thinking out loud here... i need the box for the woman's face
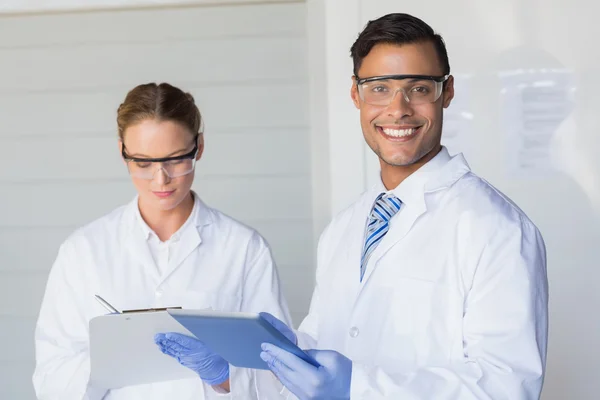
[120,118,203,212]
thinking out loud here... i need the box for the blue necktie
[360,193,402,282]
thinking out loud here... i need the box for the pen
[94,295,121,314]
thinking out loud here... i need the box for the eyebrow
[126,146,191,159]
[358,74,447,84]
[370,77,431,83]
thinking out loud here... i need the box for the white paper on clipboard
[89,310,199,389]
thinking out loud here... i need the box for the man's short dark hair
[350,13,450,77]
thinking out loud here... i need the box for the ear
[195,133,205,161]
[350,76,361,109]
[442,75,455,109]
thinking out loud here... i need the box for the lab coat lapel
[125,201,162,283]
[158,195,211,283]
[163,225,202,280]
[359,199,427,286]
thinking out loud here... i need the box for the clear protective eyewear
[122,139,199,180]
[355,74,450,106]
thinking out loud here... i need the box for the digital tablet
[167,309,320,370]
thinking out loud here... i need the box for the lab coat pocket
[388,278,436,336]
[177,290,241,312]
[379,278,441,369]
[372,280,435,371]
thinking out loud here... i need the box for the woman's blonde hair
[117,82,203,140]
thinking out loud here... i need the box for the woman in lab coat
[32,82,291,400]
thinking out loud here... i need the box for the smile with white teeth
[380,127,418,137]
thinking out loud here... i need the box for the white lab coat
[296,148,548,400]
[33,194,291,400]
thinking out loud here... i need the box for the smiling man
[259,13,549,400]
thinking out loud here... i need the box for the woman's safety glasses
[122,139,199,180]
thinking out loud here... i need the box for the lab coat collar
[423,151,471,193]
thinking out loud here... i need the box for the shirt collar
[373,146,452,206]
[134,192,201,242]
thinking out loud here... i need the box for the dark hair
[117,82,203,140]
[350,13,450,76]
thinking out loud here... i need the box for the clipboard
[89,310,198,389]
[89,308,318,389]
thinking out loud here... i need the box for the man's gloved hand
[259,312,297,344]
[154,332,229,386]
[260,344,352,400]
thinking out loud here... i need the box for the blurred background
[0,0,598,399]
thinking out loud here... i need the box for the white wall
[306,0,366,217]
[308,0,600,399]
[0,3,312,399]
[0,0,299,14]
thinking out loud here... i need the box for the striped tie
[360,193,402,281]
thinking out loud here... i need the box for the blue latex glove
[260,344,352,400]
[259,312,297,344]
[154,332,229,385]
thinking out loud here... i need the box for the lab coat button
[349,326,359,338]
[155,290,163,297]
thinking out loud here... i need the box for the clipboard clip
[95,294,183,314]
[122,307,183,314]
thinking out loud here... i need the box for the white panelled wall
[0,2,312,399]
[0,0,295,13]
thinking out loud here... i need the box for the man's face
[351,42,454,167]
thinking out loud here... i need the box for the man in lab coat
[259,13,549,400]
